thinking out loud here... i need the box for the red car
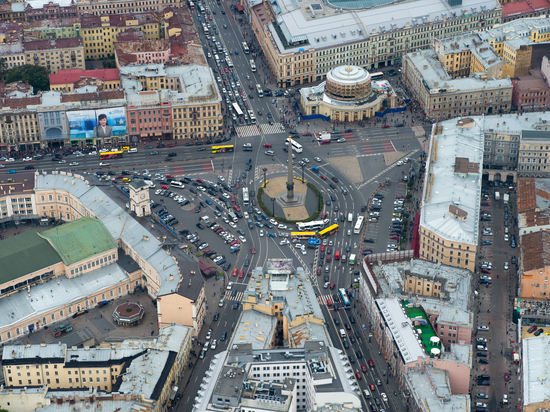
[239,270,244,278]
[224,68,229,73]
[161,185,169,189]
[233,205,241,212]
[504,372,510,381]
[320,175,327,180]
[369,383,376,392]
[355,372,362,380]
[220,69,224,75]
[263,143,272,148]
[390,234,400,240]
[321,212,328,219]
[249,84,253,89]
[326,255,331,263]
[251,246,257,254]
[166,144,175,148]
[230,240,239,246]
[361,364,368,373]
[317,268,321,276]
[165,174,174,179]
[368,359,375,368]
[303,132,312,136]
[528,326,537,333]
[196,178,204,183]
[321,245,325,252]
[232,268,238,277]
[382,124,390,128]
[231,196,236,202]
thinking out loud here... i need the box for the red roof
[503,0,550,17]
[49,68,120,85]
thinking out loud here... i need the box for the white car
[203,341,209,352]
[259,230,264,237]
[502,395,508,404]
[504,234,509,242]
[239,235,247,243]
[59,160,67,164]
[99,149,108,153]
[294,243,303,249]
[337,138,346,143]
[243,212,249,219]
[88,151,97,155]
[223,193,231,199]
[218,175,225,182]
[23,157,32,162]
[269,218,277,225]
[278,224,288,230]
[227,282,233,290]
[280,239,290,245]
[229,221,237,229]
[396,160,404,166]
[300,247,307,255]
[6,158,15,162]
[197,186,206,192]
[75,153,85,157]
[69,162,79,166]
[206,329,212,340]
[381,393,388,402]
[504,262,509,270]
[302,158,310,163]
[314,157,322,162]
[99,162,109,166]
[155,190,162,195]
[210,339,217,350]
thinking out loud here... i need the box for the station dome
[325,65,372,101]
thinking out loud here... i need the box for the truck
[228,212,238,223]
[51,321,73,337]
[503,193,509,204]
[494,191,500,201]
[348,254,356,265]
[318,133,331,145]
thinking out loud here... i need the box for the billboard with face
[67,107,127,139]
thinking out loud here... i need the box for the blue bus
[339,288,351,309]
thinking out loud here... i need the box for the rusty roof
[513,76,549,92]
[449,204,468,219]
[0,172,36,196]
[80,12,160,29]
[22,17,80,30]
[454,157,480,174]
[518,178,537,213]
[49,68,120,85]
[0,96,41,109]
[520,210,550,229]
[60,89,124,103]
[522,231,550,272]
[23,37,82,51]
[115,38,170,54]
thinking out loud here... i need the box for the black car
[479,358,489,364]
[329,183,337,189]
[374,193,384,199]
[244,259,250,267]
[324,275,329,282]
[343,339,349,349]
[331,176,339,183]
[213,313,220,321]
[24,165,35,170]
[334,318,340,325]
[196,223,205,229]
[364,238,375,243]
[349,316,355,323]
[350,335,356,344]
[222,262,231,271]
[355,350,363,359]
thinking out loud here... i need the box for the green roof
[402,300,440,355]
[40,217,118,266]
[0,231,62,283]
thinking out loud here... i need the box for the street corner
[324,156,364,183]
[385,151,407,166]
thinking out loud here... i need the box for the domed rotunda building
[299,65,405,122]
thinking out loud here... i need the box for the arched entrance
[354,112,358,121]
[335,112,340,121]
[344,112,349,122]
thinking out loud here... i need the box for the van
[220,331,227,341]
[363,389,371,399]
[200,215,210,223]
[348,213,353,222]
[335,251,341,260]
[128,148,138,153]
[312,167,319,173]
[341,254,347,262]
[228,212,238,223]
[122,177,132,183]
[339,329,346,338]
[170,181,184,188]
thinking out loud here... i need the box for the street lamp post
[271,197,276,217]
[301,163,305,183]
[263,167,268,187]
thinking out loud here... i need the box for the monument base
[276,192,305,208]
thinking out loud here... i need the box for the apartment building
[519,130,550,177]
[75,0,182,16]
[512,73,550,111]
[403,49,512,120]
[0,23,25,71]
[80,12,162,60]
[502,0,550,23]
[25,1,78,21]
[22,17,82,40]
[24,37,85,74]
[248,0,502,88]
[48,68,120,92]
[0,2,26,23]
[419,117,484,272]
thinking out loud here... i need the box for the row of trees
[0,58,51,93]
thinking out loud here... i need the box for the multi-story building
[419,117,484,272]
[121,64,222,141]
[0,23,25,71]
[0,2,26,23]
[2,324,192,411]
[22,17,82,40]
[247,0,502,88]
[75,0,181,16]
[80,13,162,60]
[23,37,85,74]
[512,71,550,111]
[0,171,206,343]
[25,0,78,21]
[49,68,120,92]
[519,130,550,177]
[479,16,550,78]
[432,33,503,79]
[502,0,550,23]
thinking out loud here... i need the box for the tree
[5,64,50,93]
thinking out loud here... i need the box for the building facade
[512,74,550,111]
[24,37,85,74]
[25,1,78,21]
[75,0,181,16]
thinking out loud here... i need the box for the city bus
[250,60,256,72]
[370,72,384,80]
[248,110,256,124]
[232,102,243,116]
[285,138,303,153]
[99,150,123,160]
[338,288,351,309]
[290,231,316,240]
[242,187,249,205]
[256,84,264,97]
[318,224,339,239]
[354,216,365,234]
[297,220,324,231]
[212,145,234,153]
[242,42,250,54]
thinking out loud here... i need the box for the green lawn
[402,300,440,354]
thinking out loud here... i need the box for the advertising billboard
[267,259,293,274]
[67,107,127,140]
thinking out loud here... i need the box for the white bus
[248,110,256,124]
[285,137,303,153]
[250,59,256,72]
[354,216,365,234]
[232,102,243,116]
[256,84,263,97]
[370,71,384,80]
[227,57,233,68]
[297,220,325,231]
[242,187,249,205]
[242,42,250,54]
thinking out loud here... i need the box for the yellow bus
[212,145,234,154]
[318,224,339,239]
[290,231,316,240]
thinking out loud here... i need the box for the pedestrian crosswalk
[224,290,246,301]
[317,294,336,306]
[259,122,285,135]
[236,125,261,137]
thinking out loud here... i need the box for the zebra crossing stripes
[224,290,245,301]
[236,125,261,137]
[317,295,336,306]
[259,123,285,135]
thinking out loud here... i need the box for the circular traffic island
[112,302,145,327]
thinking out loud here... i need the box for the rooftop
[267,0,499,54]
[479,15,550,44]
[518,177,550,214]
[420,117,484,245]
[23,37,82,51]
[80,12,160,30]
[376,297,430,364]
[49,68,120,86]
[521,231,550,272]
[513,75,549,92]
[433,33,503,71]
[523,334,550,406]
[502,0,550,18]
